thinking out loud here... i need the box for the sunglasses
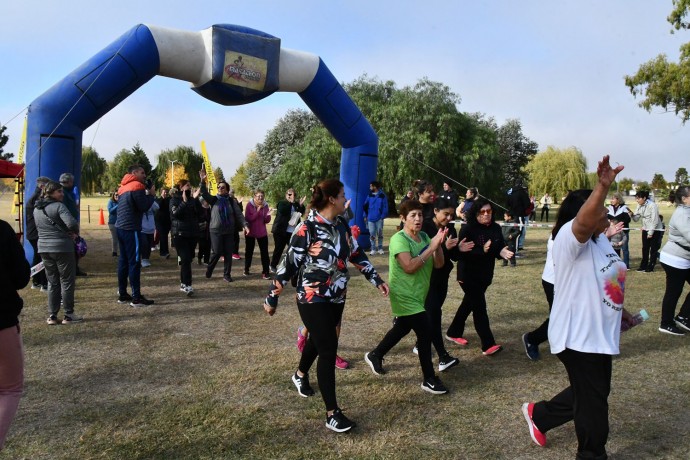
[478,209,493,215]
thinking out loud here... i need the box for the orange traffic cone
[98,208,105,225]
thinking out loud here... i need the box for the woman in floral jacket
[264,178,389,433]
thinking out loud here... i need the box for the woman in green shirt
[365,200,449,394]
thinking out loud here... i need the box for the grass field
[2,195,690,459]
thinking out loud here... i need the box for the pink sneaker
[445,335,468,346]
[296,326,307,353]
[522,402,546,446]
[335,355,350,370]
[482,344,503,356]
[232,254,241,260]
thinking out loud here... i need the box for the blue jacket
[363,190,388,222]
[115,174,154,232]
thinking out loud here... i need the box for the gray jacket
[34,199,79,253]
[661,204,690,259]
[631,199,663,235]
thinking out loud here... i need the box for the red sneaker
[482,344,503,356]
[445,335,468,346]
[232,254,241,260]
[296,326,307,353]
[522,403,546,447]
[335,355,349,370]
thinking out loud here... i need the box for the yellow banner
[200,141,217,192]
[11,117,28,213]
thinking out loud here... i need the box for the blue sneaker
[522,333,540,361]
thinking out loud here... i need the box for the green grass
[2,195,690,459]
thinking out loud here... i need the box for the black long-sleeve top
[0,220,30,330]
[456,221,506,287]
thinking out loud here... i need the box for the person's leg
[541,207,546,222]
[622,232,630,269]
[639,231,650,269]
[140,233,152,261]
[29,239,45,287]
[41,254,61,316]
[297,302,344,411]
[409,312,435,379]
[271,232,288,269]
[244,236,256,272]
[469,287,497,351]
[222,233,234,276]
[527,281,554,346]
[446,284,473,339]
[0,326,23,450]
[425,279,450,357]
[116,229,130,295]
[206,232,222,276]
[56,252,76,315]
[371,316,413,358]
[233,231,241,256]
[367,220,376,252]
[660,263,689,326]
[258,236,270,275]
[159,227,170,256]
[128,231,143,298]
[648,232,662,270]
[376,220,384,251]
[108,224,118,255]
[518,216,528,249]
[177,237,195,286]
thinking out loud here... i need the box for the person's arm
[395,229,447,274]
[3,221,30,290]
[571,155,624,243]
[646,204,660,237]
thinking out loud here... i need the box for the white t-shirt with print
[548,220,627,355]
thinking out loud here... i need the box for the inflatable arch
[24,24,378,259]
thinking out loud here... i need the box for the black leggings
[174,235,197,286]
[298,301,344,412]
[526,280,554,346]
[660,263,690,326]
[245,236,270,275]
[424,278,450,358]
[372,311,435,380]
[446,283,496,352]
[271,231,291,269]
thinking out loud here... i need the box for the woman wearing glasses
[445,199,513,356]
[199,170,248,283]
[270,188,306,273]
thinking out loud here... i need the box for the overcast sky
[2,0,689,187]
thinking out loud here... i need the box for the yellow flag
[200,141,218,192]
[11,117,28,213]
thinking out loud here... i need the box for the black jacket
[25,187,42,241]
[272,200,306,235]
[456,221,506,287]
[170,191,201,238]
[0,220,30,330]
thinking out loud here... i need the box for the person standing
[244,190,271,279]
[363,181,389,255]
[445,199,513,355]
[507,182,530,252]
[457,187,478,222]
[522,156,633,459]
[264,179,389,433]
[630,190,663,272]
[34,181,83,324]
[170,180,201,296]
[139,198,159,268]
[0,219,30,450]
[107,191,119,257]
[658,186,690,336]
[59,173,87,276]
[270,188,306,272]
[607,193,631,269]
[199,172,248,282]
[439,182,459,216]
[25,176,50,290]
[155,188,171,258]
[540,193,552,222]
[364,199,449,394]
[116,165,155,307]
[414,180,435,220]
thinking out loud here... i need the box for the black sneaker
[636,266,647,272]
[205,268,212,279]
[675,316,690,332]
[291,372,315,397]
[243,270,250,276]
[223,275,233,283]
[130,296,154,308]
[364,352,386,375]
[659,324,685,336]
[438,354,459,372]
[522,333,540,361]
[117,293,133,304]
[421,375,448,395]
[325,408,356,433]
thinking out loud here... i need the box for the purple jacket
[245,199,271,238]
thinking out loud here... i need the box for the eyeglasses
[478,209,493,215]
[287,193,294,197]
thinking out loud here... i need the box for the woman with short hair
[244,189,271,279]
[270,188,306,272]
[170,179,201,296]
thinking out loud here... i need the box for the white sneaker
[141,259,151,268]
[378,249,385,255]
[369,250,376,256]
[184,285,194,296]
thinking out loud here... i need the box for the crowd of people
[3,159,689,458]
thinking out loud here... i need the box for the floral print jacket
[265,210,384,308]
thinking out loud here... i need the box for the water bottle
[621,309,650,332]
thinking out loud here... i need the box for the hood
[118,174,146,195]
[34,198,58,210]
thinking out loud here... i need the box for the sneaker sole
[659,327,685,336]
[439,359,459,372]
[325,421,353,433]
[675,320,690,332]
[522,403,546,447]
[364,353,384,375]
[421,383,448,395]
[291,375,314,398]
[522,333,540,361]
[444,335,468,346]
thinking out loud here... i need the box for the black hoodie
[0,220,30,330]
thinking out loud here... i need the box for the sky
[2,0,689,187]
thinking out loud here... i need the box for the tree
[651,173,668,193]
[231,152,255,198]
[617,177,635,195]
[625,2,690,122]
[81,146,107,195]
[0,125,14,161]
[636,181,651,193]
[524,146,589,201]
[213,167,224,184]
[154,145,203,189]
[676,167,689,185]
[496,118,539,188]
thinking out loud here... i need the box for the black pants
[372,311,435,380]
[532,349,612,460]
[639,230,662,269]
[207,232,235,277]
[270,231,291,269]
[174,235,197,286]
[446,283,496,352]
[197,235,210,263]
[424,278,450,358]
[660,263,690,326]
[140,233,153,260]
[540,206,550,222]
[29,238,47,287]
[526,280,554,346]
[234,231,241,254]
[158,226,171,256]
[245,235,270,275]
[298,301,344,411]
